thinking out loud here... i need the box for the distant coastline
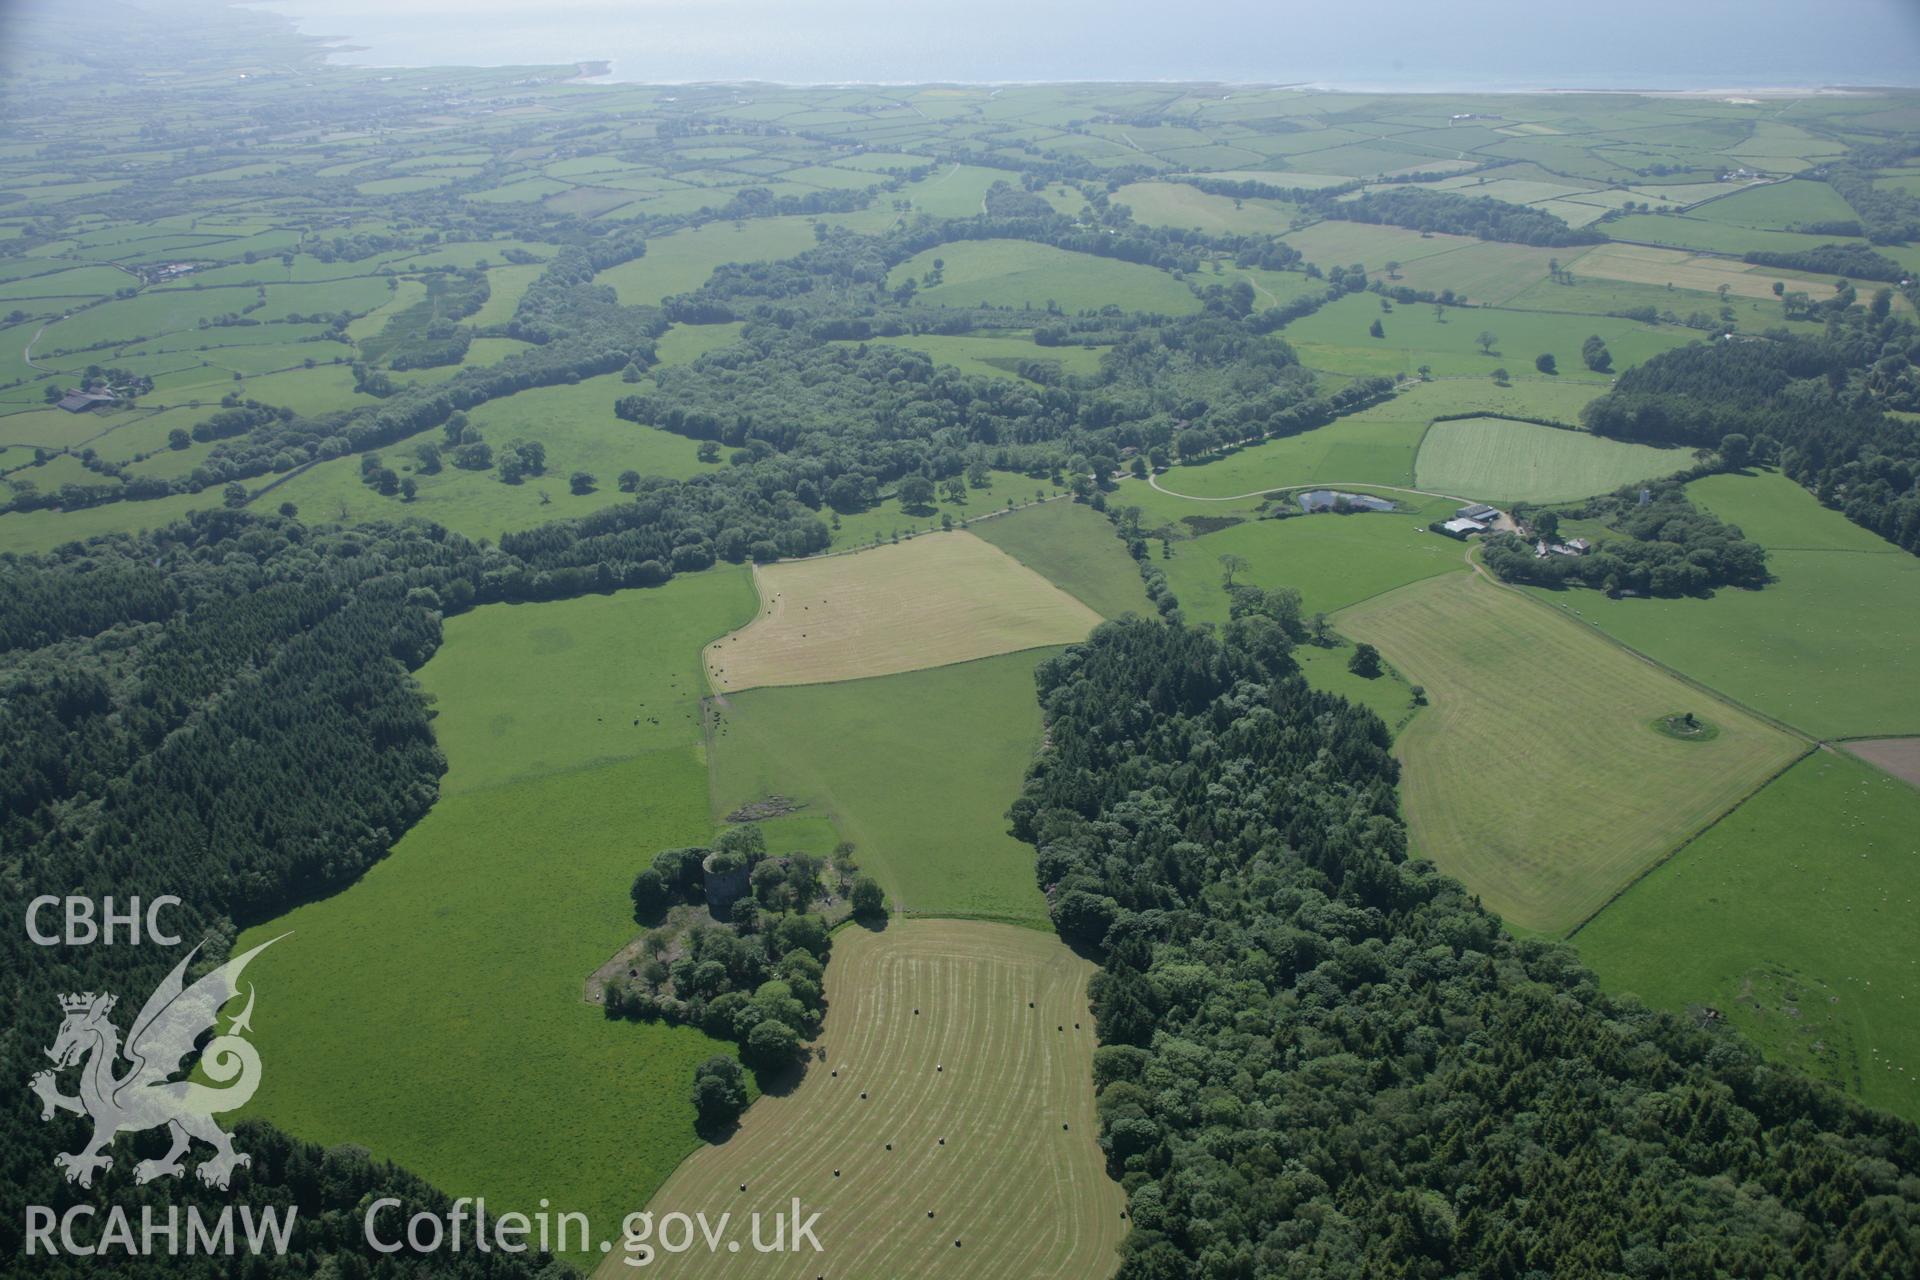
[245,0,1920,93]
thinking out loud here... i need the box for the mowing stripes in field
[1413,418,1687,504]
[1337,571,1804,937]
[596,921,1124,1280]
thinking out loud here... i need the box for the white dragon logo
[29,936,285,1190]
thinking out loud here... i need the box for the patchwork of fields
[1529,472,1920,740]
[1338,571,1806,937]
[236,573,759,1266]
[1577,752,1920,1121]
[602,920,1123,1280]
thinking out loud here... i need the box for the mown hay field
[1413,417,1687,504]
[707,532,1102,692]
[598,920,1124,1280]
[1338,571,1806,936]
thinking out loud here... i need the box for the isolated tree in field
[1491,368,1510,386]
[696,440,721,463]
[618,469,641,492]
[1581,335,1612,372]
[1771,280,1785,297]
[570,470,596,495]
[1218,553,1250,588]
[1369,318,1385,338]
[850,875,886,918]
[278,501,297,519]
[1384,259,1401,280]
[399,477,417,502]
[1348,642,1383,678]
[168,427,191,450]
[1476,330,1498,355]
[1535,352,1557,374]
[1719,433,1751,470]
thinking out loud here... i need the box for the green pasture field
[1282,220,1468,269]
[0,487,219,553]
[968,498,1153,619]
[266,373,721,539]
[1294,637,1421,734]
[1413,417,1688,503]
[0,265,134,301]
[1601,212,1867,257]
[466,262,543,326]
[1338,571,1806,937]
[1499,275,1826,335]
[237,573,757,1267]
[1281,292,1697,382]
[1576,751,1920,1123]
[709,648,1055,926]
[1688,179,1859,230]
[842,332,1107,382]
[1525,471,1920,740]
[595,217,823,306]
[1147,379,1602,500]
[1286,221,1594,305]
[1160,497,1464,624]
[1113,181,1299,234]
[887,239,1200,315]
[653,321,745,366]
[825,470,1037,551]
[600,920,1123,1280]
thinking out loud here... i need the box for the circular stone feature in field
[1652,712,1721,742]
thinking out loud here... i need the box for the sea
[246,0,1920,92]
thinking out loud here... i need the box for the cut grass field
[1573,241,1843,303]
[598,920,1122,1280]
[706,533,1101,692]
[1338,571,1806,937]
[968,499,1152,619]
[1575,752,1920,1123]
[1413,417,1687,503]
[710,649,1054,926]
[887,239,1199,315]
[1526,471,1920,741]
[236,572,759,1267]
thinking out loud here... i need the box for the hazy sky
[0,0,1857,87]
[235,0,1920,86]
